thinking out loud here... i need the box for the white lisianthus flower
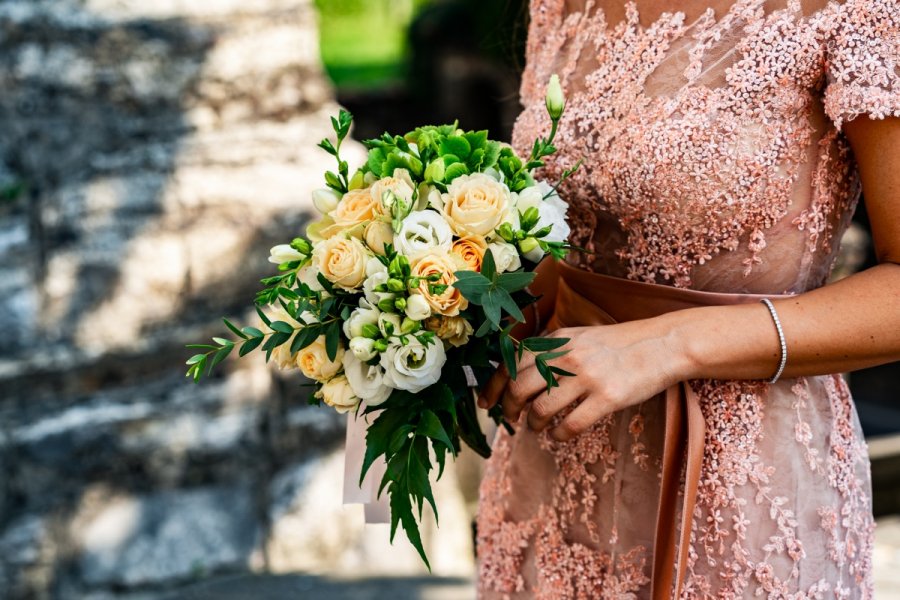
[268,244,305,265]
[513,181,570,243]
[312,188,341,214]
[380,337,446,393]
[349,337,377,362]
[342,353,392,406]
[363,257,391,305]
[317,374,359,414]
[394,209,453,257]
[488,241,522,273]
[520,238,546,263]
[343,300,381,339]
[404,293,432,321]
[378,312,402,338]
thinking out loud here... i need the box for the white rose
[404,293,432,321]
[380,337,446,393]
[343,301,381,339]
[312,188,341,214]
[268,244,305,265]
[488,241,522,273]
[514,182,570,243]
[318,374,359,414]
[378,312,402,337]
[394,210,453,257]
[363,260,391,306]
[342,352,392,406]
[349,337,377,362]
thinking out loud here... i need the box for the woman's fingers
[500,365,555,423]
[526,383,584,432]
[477,366,510,409]
[550,395,613,442]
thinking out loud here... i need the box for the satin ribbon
[343,407,390,523]
[548,261,791,597]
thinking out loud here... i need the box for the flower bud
[519,237,545,263]
[424,159,445,183]
[394,297,408,311]
[404,293,431,321]
[348,170,366,190]
[545,74,565,120]
[377,297,396,313]
[378,313,402,337]
[361,323,381,339]
[387,278,405,293]
[373,338,389,353]
[496,222,515,243]
[400,317,420,335]
[312,188,341,214]
[521,206,540,232]
[349,337,377,361]
[290,237,312,255]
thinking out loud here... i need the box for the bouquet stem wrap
[343,408,390,523]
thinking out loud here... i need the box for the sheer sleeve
[823,0,900,129]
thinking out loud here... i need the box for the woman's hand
[477,319,690,442]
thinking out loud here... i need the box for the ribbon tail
[343,409,390,524]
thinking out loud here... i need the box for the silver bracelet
[760,298,787,384]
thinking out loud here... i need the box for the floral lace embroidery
[477,0,890,597]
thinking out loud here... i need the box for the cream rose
[331,188,383,229]
[370,169,416,212]
[410,251,469,317]
[380,337,446,393]
[342,353,392,406]
[297,335,344,382]
[451,235,487,272]
[318,374,359,414]
[395,209,453,258]
[364,220,394,255]
[440,173,511,237]
[313,236,369,291]
[426,315,474,347]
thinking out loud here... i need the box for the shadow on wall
[0,1,384,597]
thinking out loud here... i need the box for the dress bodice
[512,0,900,293]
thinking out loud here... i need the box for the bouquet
[187,75,578,566]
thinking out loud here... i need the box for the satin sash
[548,260,793,599]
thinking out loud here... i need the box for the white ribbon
[343,407,390,523]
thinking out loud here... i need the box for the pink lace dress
[476,0,900,597]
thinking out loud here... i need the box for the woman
[475,0,900,597]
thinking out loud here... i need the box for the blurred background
[0,0,898,598]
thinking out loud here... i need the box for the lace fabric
[476,0,899,597]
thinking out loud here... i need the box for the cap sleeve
[823,0,900,130]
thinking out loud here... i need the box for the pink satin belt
[547,260,794,600]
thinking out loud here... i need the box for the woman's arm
[480,116,900,441]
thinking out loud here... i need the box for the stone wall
[0,1,473,598]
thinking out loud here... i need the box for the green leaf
[409,436,437,519]
[443,162,469,182]
[463,130,488,152]
[242,326,264,339]
[539,350,570,362]
[270,321,294,334]
[290,325,321,353]
[440,135,471,159]
[481,248,497,281]
[482,141,501,169]
[452,271,491,302]
[500,333,517,380]
[523,337,569,352]
[367,147,387,176]
[186,354,206,365]
[495,287,525,323]
[224,318,248,340]
[360,403,407,485]
[482,289,502,326]
[496,270,536,292]
[325,322,341,362]
[210,344,233,369]
[239,336,264,356]
[417,410,453,450]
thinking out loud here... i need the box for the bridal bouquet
[187,76,577,566]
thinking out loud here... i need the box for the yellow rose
[364,220,394,255]
[410,251,469,317]
[313,236,369,290]
[440,173,511,237]
[451,235,487,272]
[297,335,344,382]
[426,315,473,347]
[331,188,383,228]
[317,374,359,414]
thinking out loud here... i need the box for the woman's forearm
[661,262,900,382]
